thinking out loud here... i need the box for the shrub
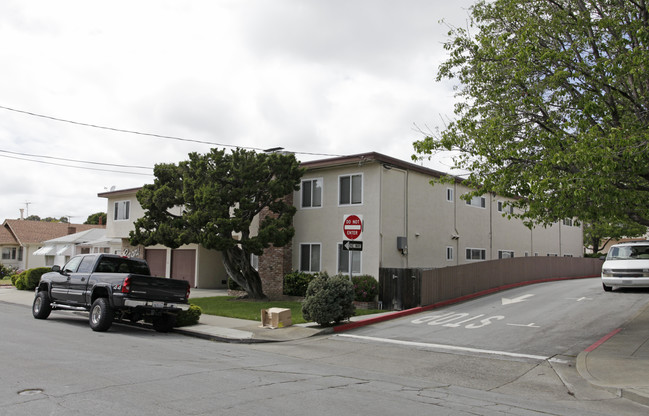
[301,272,355,326]
[227,278,243,291]
[0,264,16,279]
[283,271,316,297]
[175,304,202,327]
[351,274,379,302]
[23,267,51,291]
[13,270,28,289]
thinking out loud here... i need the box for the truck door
[50,256,83,302]
[67,255,97,305]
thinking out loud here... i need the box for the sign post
[342,214,363,280]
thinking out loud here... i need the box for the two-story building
[293,153,583,281]
[98,152,583,298]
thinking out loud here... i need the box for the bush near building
[301,273,355,326]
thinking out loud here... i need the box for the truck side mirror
[51,265,61,273]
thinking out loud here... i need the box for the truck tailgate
[127,275,189,302]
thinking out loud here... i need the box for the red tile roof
[1,220,105,246]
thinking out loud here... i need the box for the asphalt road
[1,278,648,415]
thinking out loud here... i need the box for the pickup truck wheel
[152,314,176,333]
[32,291,52,319]
[89,298,113,332]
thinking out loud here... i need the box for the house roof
[96,152,461,199]
[300,152,455,180]
[0,220,105,246]
[42,228,107,245]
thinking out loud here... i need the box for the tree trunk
[223,246,267,300]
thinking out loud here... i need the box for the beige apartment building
[293,153,583,280]
[98,152,583,296]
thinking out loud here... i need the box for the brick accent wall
[257,194,294,299]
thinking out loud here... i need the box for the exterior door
[171,249,196,287]
[145,249,167,277]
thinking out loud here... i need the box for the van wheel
[32,291,52,319]
[603,283,613,292]
[89,298,113,332]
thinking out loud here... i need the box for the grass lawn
[190,296,382,324]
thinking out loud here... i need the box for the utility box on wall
[397,236,408,252]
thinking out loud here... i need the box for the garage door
[145,249,167,278]
[171,249,196,287]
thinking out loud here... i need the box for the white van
[601,241,649,291]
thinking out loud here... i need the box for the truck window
[95,257,150,275]
[77,256,96,273]
[63,256,83,273]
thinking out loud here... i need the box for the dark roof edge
[300,152,460,181]
[98,187,144,198]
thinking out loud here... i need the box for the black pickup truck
[32,253,190,332]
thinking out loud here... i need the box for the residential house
[33,228,122,266]
[0,219,104,271]
[97,152,583,298]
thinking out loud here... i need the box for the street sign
[342,240,363,251]
[343,214,363,240]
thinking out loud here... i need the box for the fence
[379,257,603,310]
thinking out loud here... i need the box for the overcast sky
[0,0,474,223]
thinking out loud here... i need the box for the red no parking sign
[343,214,363,241]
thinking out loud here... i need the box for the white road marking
[335,334,550,361]
[567,297,592,302]
[501,294,534,305]
[507,323,540,328]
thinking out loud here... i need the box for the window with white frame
[114,200,130,221]
[300,243,321,273]
[498,250,515,259]
[1,247,16,260]
[301,178,323,208]
[339,174,362,205]
[337,243,361,275]
[466,195,486,208]
[497,201,514,214]
[563,218,573,226]
[446,246,454,261]
[466,248,486,260]
[446,188,454,202]
[547,253,558,257]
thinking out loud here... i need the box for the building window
[339,174,363,205]
[45,256,54,266]
[300,243,321,273]
[466,196,486,208]
[446,188,454,202]
[114,200,130,221]
[337,243,361,275]
[2,247,16,260]
[466,248,486,261]
[547,253,558,257]
[563,218,573,226]
[497,201,514,214]
[301,178,323,208]
[446,246,454,261]
[498,250,515,259]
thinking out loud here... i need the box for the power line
[0,104,345,158]
[0,154,153,176]
[0,149,152,170]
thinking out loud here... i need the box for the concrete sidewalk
[1,285,648,407]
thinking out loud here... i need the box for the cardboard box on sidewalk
[261,308,292,329]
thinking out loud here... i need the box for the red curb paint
[334,274,599,333]
[584,328,622,352]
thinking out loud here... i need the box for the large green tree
[414,0,649,228]
[129,148,304,299]
[583,220,646,255]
